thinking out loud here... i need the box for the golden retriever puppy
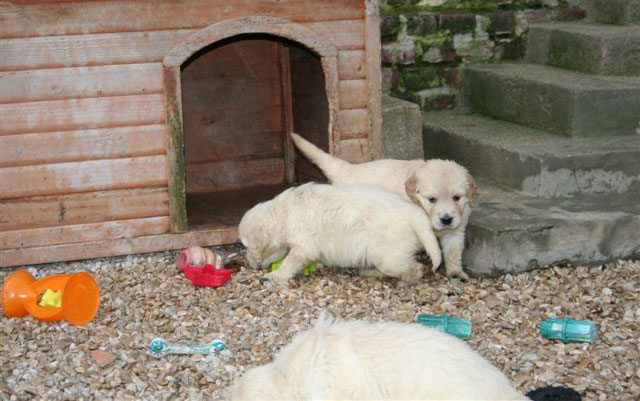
[238,183,441,284]
[291,133,475,280]
[228,316,529,400]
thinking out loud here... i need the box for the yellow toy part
[39,289,63,308]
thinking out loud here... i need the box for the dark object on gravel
[527,385,582,401]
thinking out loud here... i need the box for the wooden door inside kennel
[180,34,330,231]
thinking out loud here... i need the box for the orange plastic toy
[2,270,100,326]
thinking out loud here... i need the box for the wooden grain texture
[180,38,280,80]
[338,137,370,164]
[0,94,165,135]
[164,17,351,67]
[339,79,369,110]
[182,103,283,163]
[0,0,364,38]
[0,187,169,231]
[279,43,296,184]
[337,108,369,139]
[1,216,170,249]
[186,158,285,194]
[163,66,188,233]
[1,155,167,199]
[365,0,382,160]
[181,39,283,166]
[0,226,239,267]
[0,30,193,71]
[2,20,361,71]
[0,125,167,167]
[289,45,331,183]
[338,50,366,80]
[0,63,163,103]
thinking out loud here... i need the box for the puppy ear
[466,173,477,206]
[405,174,420,205]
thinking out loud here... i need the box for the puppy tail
[291,133,350,181]
[412,220,442,270]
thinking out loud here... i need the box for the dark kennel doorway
[180,34,330,230]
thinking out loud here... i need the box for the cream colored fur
[228,316,529,400]
[238,183,442,284]
[291,133,476,280]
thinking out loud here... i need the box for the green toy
[271,256,317,276]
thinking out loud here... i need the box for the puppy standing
[291,133,475,280]
[229,316,530,400]
[238,183,441,284]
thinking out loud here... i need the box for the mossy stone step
[527,21,640,76]
[422,111,640,197]
[462,179,640,276]
[463,63,640,137]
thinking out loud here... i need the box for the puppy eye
[428,197,437,203]
[453,195,461,201]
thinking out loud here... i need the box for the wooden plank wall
[0,0,370,260]
[181,39,285,193]
[290,45,330,183]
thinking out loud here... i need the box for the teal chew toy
[271,256,317,276]
[540,318,597,343]
[149,337,227,358]
[416,314,472,340]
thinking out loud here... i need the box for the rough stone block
[416,86,457,110]
[382,67,400,92]
[423,111,640,197]
[381,41,417,65]
[527,22,640,76]
[464,63,640,137]
[592,0,640,25]
[488,11,515,35]
[408,13,438,36]
[462,179,640,276]
[453,33,495,60]
[401,66,442,91]
[381,95,423,160]
[442,67,461,87]
[380,15,401,40]
[440,13,476,33]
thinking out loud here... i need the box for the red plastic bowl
[183,264,233,287]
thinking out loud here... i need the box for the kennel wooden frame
[0,0,382,267]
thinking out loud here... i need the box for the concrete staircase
[422,11,640,275]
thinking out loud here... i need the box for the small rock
[91,350,116,368]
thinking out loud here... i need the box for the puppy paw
[260,271,291,286]
[400,264,424,285]
[446,268,469,281]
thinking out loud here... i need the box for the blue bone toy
[149,337,227,358]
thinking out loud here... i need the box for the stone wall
[380,0,588,110]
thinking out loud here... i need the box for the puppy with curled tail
[291,133,475,280]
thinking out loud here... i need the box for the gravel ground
[1,247,639,401]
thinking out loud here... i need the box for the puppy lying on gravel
[228,316,529,400]
[238,183,441,284]
[291,133,475,280]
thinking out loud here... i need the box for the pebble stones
[0,248,638,400]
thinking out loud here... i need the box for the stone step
[526,21,640,76]
[592,0,640,25]
[463,63,640,137]
[381,95,423,160]
[462,179,640,276]
[422,111,640,198]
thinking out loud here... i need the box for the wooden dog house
[0,0,382,267]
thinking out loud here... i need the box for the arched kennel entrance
[163,17,340,232]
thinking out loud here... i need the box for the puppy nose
[440,215,453,226]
